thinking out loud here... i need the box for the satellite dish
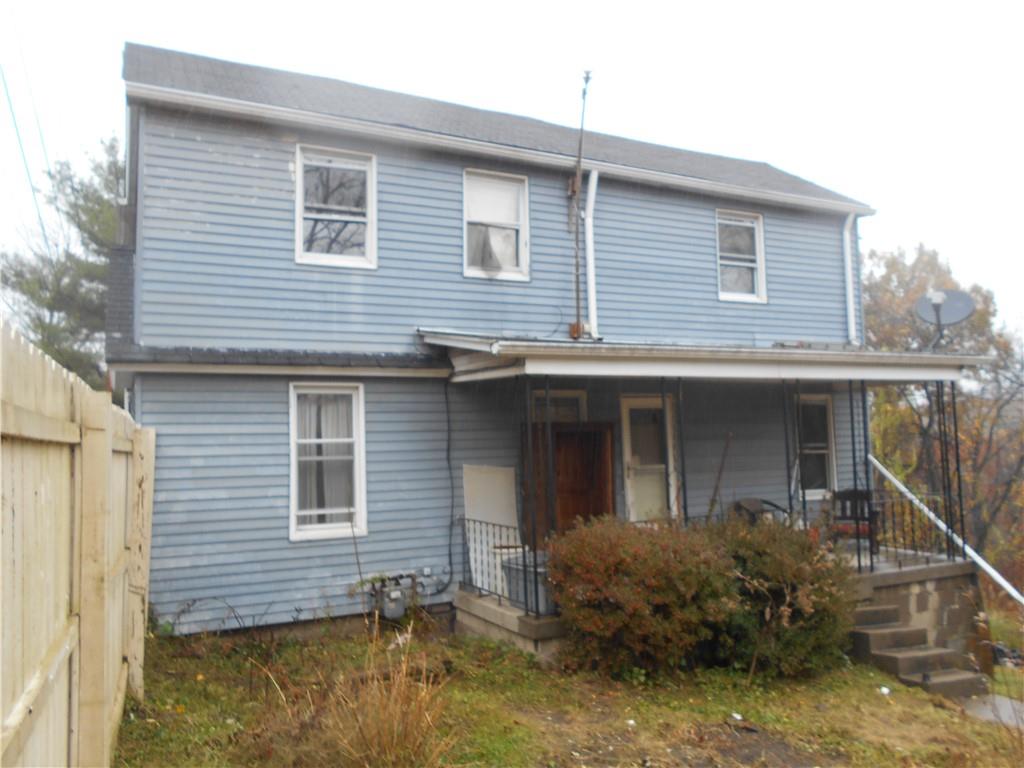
[913,288,975,349]
[914,289,975,326]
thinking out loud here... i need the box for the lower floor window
[798,395,834,496]
[290,383,367,540]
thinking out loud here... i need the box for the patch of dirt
[529,706,839,767]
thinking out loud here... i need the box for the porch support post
[523,375,539,616]
[781,381,793,515]
[935,381,954,559]
[950,382,967,559]
[544,377,557,540]
[677,379,689,525]
[847,380,859,492]
[795,379,808,528]
[660,378,673,520]
[860,380,874,571]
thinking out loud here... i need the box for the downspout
[584,169,600,338]
[842,213,858,345]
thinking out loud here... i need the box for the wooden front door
[524,423,614,544]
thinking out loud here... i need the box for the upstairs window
[289,383,367,540]
[464,169,529,280]
[716,210,766,302]
[296,146,377,268]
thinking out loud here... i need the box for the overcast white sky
[2,0,1022,334]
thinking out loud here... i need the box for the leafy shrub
[547,517,737,676]
[708,520,854,679]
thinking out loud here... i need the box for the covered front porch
[423,330,983,627]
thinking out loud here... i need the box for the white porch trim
[419,329,985,384]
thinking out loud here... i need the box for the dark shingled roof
[123,43,867,210]
[106,344,447,369]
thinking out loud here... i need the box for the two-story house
[110,44,976,634]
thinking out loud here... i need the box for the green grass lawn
[116,619,1020,767]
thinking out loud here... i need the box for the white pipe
[869,454,1024,607]
[584,170,600,338]
[843,213,858,345]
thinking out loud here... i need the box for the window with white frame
[296,146,377,268]
[716,210,766,301]
[464,169,529,280]
[798,395,834,498]
[289,383,367,540]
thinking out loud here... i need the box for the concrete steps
[851,602,988,699]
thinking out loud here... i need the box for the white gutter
[126,81,875,217]
[842,213,858,345]
[870,455,1024,607]
[584,170,600,338]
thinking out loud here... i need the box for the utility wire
[1,62,54,258]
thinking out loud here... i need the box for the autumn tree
[1,138,122,388]
[864,245,1024,567]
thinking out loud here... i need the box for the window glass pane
[304,165,366,212]
[296,509,354,526]
[629,408,665,466]
[298,442,354,460]
[467,223,518,270]
[720,264,756,294]
[303,219,366,256]
[799,403,829,447]
[297,393,353,440]
[533,395,583,423]
[466,174,521,223]
[800,453,828,491]
[718,222,756,256]
[298,456,355,511]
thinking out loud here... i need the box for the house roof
[418,328,985,384]
[123,43,872,215]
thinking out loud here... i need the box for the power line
[1,62,54,258]
[18,46,51,176]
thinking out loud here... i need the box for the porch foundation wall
[454,589,565,663]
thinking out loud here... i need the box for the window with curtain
[296,146,376,269]
[464,170,529,279]
[290,383,367,540]
[798,396,833,496]
[717,210,766,301]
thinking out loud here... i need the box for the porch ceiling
[418,329,988,385]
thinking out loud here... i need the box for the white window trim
[797,393,836,502]
[288,382,368,541]
[463,168,530,281]
[295,144,378,269]
[530,389,588,423]
[716,209,767,303]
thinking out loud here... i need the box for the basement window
[296,146,377,269]
[717,210,766,302]
[289,383,367,540]
[464,169,529,280]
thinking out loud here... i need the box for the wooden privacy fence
[1,323,155,767]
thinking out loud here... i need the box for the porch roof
[418,329,987,384]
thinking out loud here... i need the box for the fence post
[127,428,156,701]
[78,388,112,768]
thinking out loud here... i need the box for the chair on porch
[829,489,878,559]
[729,497,791,526]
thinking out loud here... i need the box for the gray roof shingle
[123,43,868,210]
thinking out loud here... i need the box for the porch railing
[870,455,1024,607]
[461,518,556,616]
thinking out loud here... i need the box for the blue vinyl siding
[139,373,867,632]
[135,107,857,353]
[139,374,460,633]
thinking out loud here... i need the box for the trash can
[501,551,555,615]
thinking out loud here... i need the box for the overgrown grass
[116,619,1019,767]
